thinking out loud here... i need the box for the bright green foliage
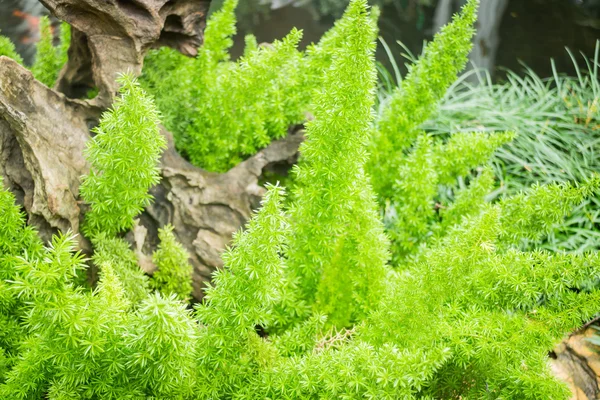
[92,233,150,305]
[80,74,166,237]
[0,33,23,65]
[423,43,600,252]
[0,179,42,372]
[31,18,70,88]
[434,131,515,185]
[0,0,599,398]
[151,225,193,301]
[194,184,287,397]
[499,179,600,246]
[140,0,309,172]
[0,233,198,399]
[385,131,513,261]
[285,0,389,328]
[125,292,198,398]
[0,20,69,85]
[185,28,305,170]
[369,0,478,200]
[439,166,495,231]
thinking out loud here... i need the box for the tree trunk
[0,0,304,300]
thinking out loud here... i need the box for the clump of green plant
[369,0,478,200]
[366,0,518,261]
[418,43,600,253]
[151,225,193,301]
[0,1,599,398]
[80,74,166,237]
[284,0,388,328]
[0,33,24,65]
[0,178,43,375]
[141,0,310,172]
[30,16,70,88]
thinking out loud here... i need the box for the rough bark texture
[44,0,211,107]
[0,56,303,299]
[552,327,600,400]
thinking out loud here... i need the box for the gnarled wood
[42,0,211,106]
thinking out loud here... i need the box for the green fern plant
[80,74,166,237]
[140,0,309,172]
[0,1,599,398]
[30,17,70,88]
[369,0,478,201]
[0,33,24,65]
[284,0,388,328]
[151,225,193,301]
[0,18,70,87]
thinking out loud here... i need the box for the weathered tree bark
[551,327,600,400]
[43,0,211,107]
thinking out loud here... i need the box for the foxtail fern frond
[80,74,166,237]
[286,0,389,328]
[369,0,478,200]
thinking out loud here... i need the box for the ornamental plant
[141,0,310,172]
[151,225,193,301]
[79,74,166,237]
[0,0,598,398]
[30,17,70,88]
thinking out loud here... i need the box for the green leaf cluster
[80,74,166,237]
[151,225,193,301]
[369,0,478,200]
[31,17,70,88]
[0,33,24,65]
[0,0,599,398]
[421,42,600,253]
[140,0,310,172]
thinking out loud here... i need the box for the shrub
[0,0,598,398]
[140,0,310,172]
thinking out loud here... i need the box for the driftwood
[552,327,600,399]
[44,0,212,107]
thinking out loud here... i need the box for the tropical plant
[1,16,69,87]
[79,74,166,237]
[0,1,598,399]
[140,0,310,172]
